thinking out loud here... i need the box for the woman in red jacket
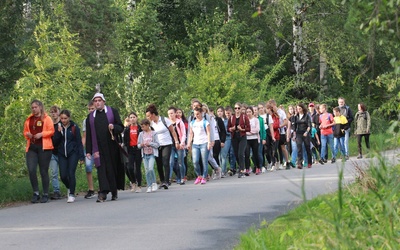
[228,102,250,178]
[23,100,55,203]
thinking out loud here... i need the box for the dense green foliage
[0,0,399,179]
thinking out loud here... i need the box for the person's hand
[262,140,266,145]
[221,142,225,148]
[86,153,91,160]
[33,133,43,139]
[26,132,33,139]
[108,124,114,130]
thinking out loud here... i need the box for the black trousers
[156,144,172,183]
[127,146,143,186]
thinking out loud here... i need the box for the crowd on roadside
[23,94,371,203]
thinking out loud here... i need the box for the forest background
[0,0,399,180]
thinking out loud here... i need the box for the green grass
[235,146,400,249]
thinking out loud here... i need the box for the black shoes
[40,195,49,203]
[31,193,40,203]
[50,191,62,200]
[84,190,96,199]
[96,193,106,203]
[318,159,325,165]
[331,158,336,163]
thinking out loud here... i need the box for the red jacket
[228,114,250,138]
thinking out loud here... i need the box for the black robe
[86,107,125,193]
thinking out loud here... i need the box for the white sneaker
[135,187,142,193]
[131,183,137,192]
[270,165,276,172]
[146,186,152,193]
[151,183,157,192]
[67,195,75,203]
[261,167,267,173]
[217,167,222,179]
[278,163,285,170]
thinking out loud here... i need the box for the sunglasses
[234,107,241,110]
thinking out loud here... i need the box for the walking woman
[245,107,260,174]
[354,103,371,159]
[123,112,143,192]
[293,103,312,169]
[53,110,85,203]
[146,104,180,189]
[23,100,55,203]
[228,102,250,178]
[168,106,186,184]
[187,107,211,185]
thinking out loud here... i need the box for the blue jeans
[220,137,232,173]
[58,152,79,195]
[333,137,346,158]
[320,133,334,160]
[344,129,350,156]
[290,138,297,165]
[143,154,156,187]
[192,143,209,178]
[49,154,60,192]
[169,146,185,182]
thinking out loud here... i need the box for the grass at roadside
[235,153,400,249]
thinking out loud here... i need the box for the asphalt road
[1,150,398,250]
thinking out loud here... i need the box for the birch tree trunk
[292,2,309,86]
[226,0,233,22]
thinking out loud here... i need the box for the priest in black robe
[85,93,125,202]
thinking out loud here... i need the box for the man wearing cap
[85,93,125,202]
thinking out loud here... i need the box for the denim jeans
[143,154,156,187]
[220,137,232,173]
[170,145,185,182]
[192,143,209,178]
[290,138,297,165]
[333,136,346,158]
[344,129,350,156]
[49,154,60,192]
[320,133,334,160]
[26,144,52,194]
[58,152,79,195]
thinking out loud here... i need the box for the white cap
[92,93,106,101]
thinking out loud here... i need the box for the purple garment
[89,106,115,167]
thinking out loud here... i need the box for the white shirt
[260,114,273,127]
[151,116,173,146]
[277,109,287,134]
[191,119,210,145]
[246,117,260,141]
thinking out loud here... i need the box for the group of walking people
[23,94,371,203]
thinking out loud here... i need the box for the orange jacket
[23,113,55,152]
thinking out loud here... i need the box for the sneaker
[318,159,325,165]
[285,163,291,170]
[255,168,260,175]
[345,155,349,160]
[244,170,250,176]
[238,172,245,178]
[40,195,49,203]
[84,190,96,199]
[266,164,272,171]
[194,176,202,185]
[270,164,276,172]
[261,167,267,173]
[67,195,75,203]
[159,182,169,189]
[135,187,142,193]
[111,194,118,201]
[130,183,137,192]
[297,164,303,169]
[278,164,285,170]
[357,154,363,159]
[180,181,185,185]
[217,167,222,179]
[51,191,62,200]
[200,178,207,185]
[146,186,152,193]
[151,183,158,192]
[307,163,312,168]
[31,193,40,203]
[331,158,336,163]
[323,158,328,163]
[96,193,106,203]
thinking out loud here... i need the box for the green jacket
[354,111,371,135]
[258,116,266,141]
